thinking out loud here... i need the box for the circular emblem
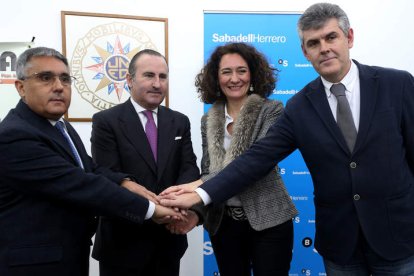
[104,55,129,82]
[302,237,313,248]
[70,22,158,111]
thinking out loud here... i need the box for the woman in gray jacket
[167,43,297,275]
[163,42,297,275]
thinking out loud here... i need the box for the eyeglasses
[21,72,76,86]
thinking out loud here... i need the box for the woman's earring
[216,90,221,97]
[249,84,254,92]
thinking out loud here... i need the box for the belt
[225,206,247,221]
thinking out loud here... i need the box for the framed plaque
[61,11,168,121]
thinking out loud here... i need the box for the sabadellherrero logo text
[212,33,287,43]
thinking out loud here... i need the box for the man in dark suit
[0,47,182,276]
[91,49,200,276]
[160,3,414,275]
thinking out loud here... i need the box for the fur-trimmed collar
[206,94,266,172]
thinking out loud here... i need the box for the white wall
[2,0,413,275]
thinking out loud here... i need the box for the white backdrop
[2,0,413,275]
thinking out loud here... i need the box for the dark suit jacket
[91,99,199,268]
[201,61,414,264]
[0,100,149,276]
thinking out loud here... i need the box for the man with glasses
[0,47,182,276]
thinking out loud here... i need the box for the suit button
[350,162,357,168]
[353,194,360,201]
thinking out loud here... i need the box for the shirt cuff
[195,188,211,205]
[145,201,155,220]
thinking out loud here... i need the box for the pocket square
[175,136,182,140]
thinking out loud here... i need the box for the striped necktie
[55,121,83,168]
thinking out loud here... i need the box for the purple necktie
[143,110,158,161]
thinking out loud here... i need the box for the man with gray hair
[160,3,414,275]
[0,46,182,276]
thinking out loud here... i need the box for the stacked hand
[158,179,203,209]
[165,210,199,234]
[121,179,159,204]
[160,179,203,196]
[121,179,184,224]
[152,204,186,224]
[121,179,203,233]
[158,179,204,233]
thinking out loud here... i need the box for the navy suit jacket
[91,99,199,268]
[201,61,414,264]
[0,100,149,276]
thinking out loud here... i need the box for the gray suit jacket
[200,94,297,235]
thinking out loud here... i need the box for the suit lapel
[353,61,379,153]
[119,101,157,174]
[156,106,175,181]
[49,122,80,166]
[16,101,80,166]
[65,121,90,171]
[306,78,350,153]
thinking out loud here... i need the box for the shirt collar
[321,60,358,97]
[130,97,158,115]
[48,117,65,128]
[224,104,233,123]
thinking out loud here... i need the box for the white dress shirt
[321,60,360,131]
[130,97,159,127]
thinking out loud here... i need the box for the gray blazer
[201,94,297,235]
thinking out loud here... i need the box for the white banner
[0,42,34,120]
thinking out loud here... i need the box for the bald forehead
[134,54,168,70]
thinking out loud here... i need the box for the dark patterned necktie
[55,121,83,168]
[330,83,357,151]
[143,110,157,161]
